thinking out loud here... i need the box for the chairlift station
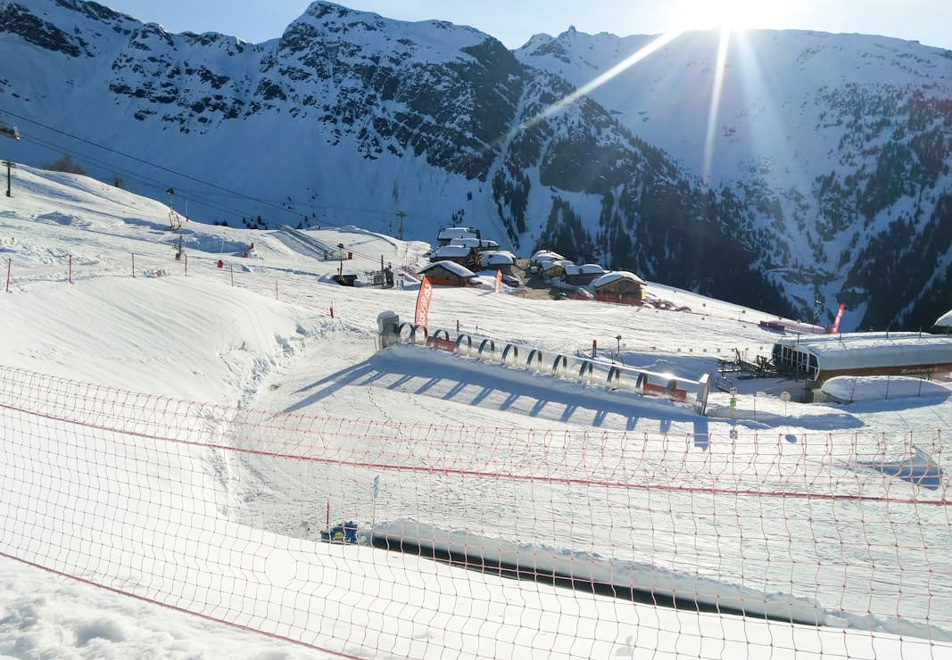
[771,332,952,386]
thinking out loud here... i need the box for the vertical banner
[830,303,845,334]
[414,275,433,326]
[494,269,502,293]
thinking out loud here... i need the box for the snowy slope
[1,165,952,658]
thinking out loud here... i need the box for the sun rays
[509,26,734,187]
[703,28,732,186]
[500,1,792,187]
[501,30,684,144]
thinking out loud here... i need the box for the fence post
[132,253,135,278]
[69,254,72,284]
[230,264,234,287]
[184,253,188,277]
[5,258,10,292]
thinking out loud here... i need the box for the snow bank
[821,376,951,403]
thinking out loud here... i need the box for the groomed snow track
[277,225,345,260]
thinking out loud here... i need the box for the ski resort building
[771,332,952,386]
[428,244,478,270]
[565,264,607,287]
[450,237,500,253]
[592,271,646,305]
[436,226,480,246]
[478,251,522,286]
[529,250,566,265]
[479,251,516,269]
[417,260,480,287]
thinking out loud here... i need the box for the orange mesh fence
[1,366,949,658]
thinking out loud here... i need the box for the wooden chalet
[452,237,500,255]
[437,227,480,247]
[479,250,516,272]
[429,244,478,270]
[538,259,572,280]
[418,260,479,287]
[591,271,646,305]
[565,263,606,287]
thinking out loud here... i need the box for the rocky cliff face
[3,1,951,329]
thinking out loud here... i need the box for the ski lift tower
[0,119,20,197]
[166,187,183,230]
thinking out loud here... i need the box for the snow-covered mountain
[516,28,952,332]
[2,0,951,331]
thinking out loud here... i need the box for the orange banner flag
[414,275,434,326]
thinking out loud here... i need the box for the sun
[675,0,788,32]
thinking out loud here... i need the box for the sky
[100,0,952,51]
[1,164,951,658]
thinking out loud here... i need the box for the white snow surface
[822,375,952,403]
[1,164,951,659]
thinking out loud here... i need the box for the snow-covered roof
[774,332,952,371]
[430,245,472,258]
[480,251,515,267]
[531,250,565,264]
[452,237,499,249]
[540,259,572,271]
[579,264,607,275]
[934,310,952,328]
[592,271,646,288]
[565,264,607,277]
[437,227,479,240]
[419,260,476,278]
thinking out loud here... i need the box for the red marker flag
[414,276,434,326]
[493,269,502,293]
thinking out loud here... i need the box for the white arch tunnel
[377,311,712,416]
